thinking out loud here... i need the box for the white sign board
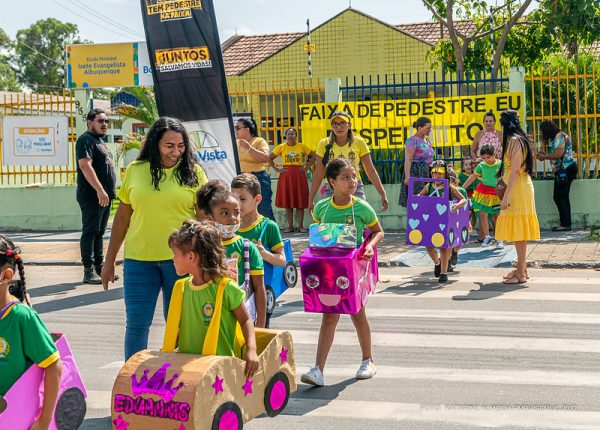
[2,116,69,166]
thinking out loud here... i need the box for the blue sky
[3,0,437,44]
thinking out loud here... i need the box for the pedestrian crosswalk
[49,267,600,429]
[243,268,600,429]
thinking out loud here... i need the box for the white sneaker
[496,240,505,249]
[301,366,324,387]
[481,236,493,247]
[356,358,377,379]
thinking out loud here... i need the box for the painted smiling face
[300,246,377,315]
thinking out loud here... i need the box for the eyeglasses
[234,126,247,131]
[331,122,349,128]
[95,119,109,124]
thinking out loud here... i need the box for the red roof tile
[222,32,304,76]
[396,20,479,45]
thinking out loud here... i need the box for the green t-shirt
[474,160,501,187]
[458,187,468,200]
[223,235,264,288]
[178,276,245,356]
[237,216,283,252]
[0,303,59,395]
[312,196,378,246]
[118,161,207,261]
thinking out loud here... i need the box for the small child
[301,158,384,387]
[461,144,503,249]
[163,221,259,377]
[232,173,285,327]
[0,235,63,430]
[196,180,267,328]
[419,160,467,283]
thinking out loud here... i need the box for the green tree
[0,28,20,91]
[537,0,600,62]
[115,87,159,126]
[502,12,561,68]
[423,0,533,79]
[14,18,84,91]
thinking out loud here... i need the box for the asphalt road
[22,265,600,429]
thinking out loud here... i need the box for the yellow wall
[227,9,436,86]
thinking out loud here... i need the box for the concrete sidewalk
[5,229,599,269]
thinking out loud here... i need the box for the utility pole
[306,19,312,78]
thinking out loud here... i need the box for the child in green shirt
[0,235,62,430]
[163,221,258,377]
[196,180,267,328]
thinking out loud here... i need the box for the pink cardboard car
[300,236,378,315]
[0,333,87,430]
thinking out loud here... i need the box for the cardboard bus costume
[405,178,470,248]
[111,277,296,429]
[0,334,87,430]
[300,232,378,315]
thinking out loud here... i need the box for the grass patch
[587,227,600,241]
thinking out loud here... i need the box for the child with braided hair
[0,235,63,430]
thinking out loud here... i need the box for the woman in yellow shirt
[269,127,315,232]
[308,111,388,213]
[235,118,274,220]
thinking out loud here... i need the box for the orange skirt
[275,165,309,209]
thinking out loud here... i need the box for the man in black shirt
[76,109,117,284]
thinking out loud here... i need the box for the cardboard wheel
[284,262,298,288]
[212,401,243,430]
[264,371,290,417]
[0,396,6,415]
[266,286,276,314]
[54,387,86,430]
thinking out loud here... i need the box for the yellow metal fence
[526,63,600,178]
[228,79,324,148]
[0,90,76,185]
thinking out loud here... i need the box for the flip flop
[283,228,296,233]
[297,228,308,233]
[503,275,527,284]
[503,269,529,280]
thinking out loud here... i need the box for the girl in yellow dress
[495,110,540,284]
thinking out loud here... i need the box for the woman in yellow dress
[495,110,540,284]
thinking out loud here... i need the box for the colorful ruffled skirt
[471,183,501,215]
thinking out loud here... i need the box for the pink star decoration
[279,346,288,364]
[113,414,129,430]
[242,377,253,397]
[175,424,186,430]
[212,374,224,396]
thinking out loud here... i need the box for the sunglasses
[234,126,247,131]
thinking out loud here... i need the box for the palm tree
[115,86,159,126]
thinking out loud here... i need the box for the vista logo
[189,130,228,163]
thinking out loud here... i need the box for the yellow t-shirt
[272,142,312,166]
[237,137,269,173]
[315,136,370,180]
[118,161,208,261]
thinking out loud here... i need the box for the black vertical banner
[140,0,240,181]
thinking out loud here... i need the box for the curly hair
[168,220,229,278]
[196,180,238,216]
[137,116,200,191]
[0,234,29,305]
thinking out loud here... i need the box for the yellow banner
[66,43,137,89]
[299,92,524,150]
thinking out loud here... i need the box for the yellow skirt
[495,172,541,242]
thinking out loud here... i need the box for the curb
[28,260,124,267]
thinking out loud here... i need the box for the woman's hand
[380,194,389,211]
[500,196,510,210]
[308,199,315,216]
[362,245,374,261]
[239,139,251,151]
[244,348,260,378]
[277,166,287,174]
[536,152,545,160]
[101,262,116,291]
[403,176,409,186]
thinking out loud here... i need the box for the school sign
[299,92,524,150]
